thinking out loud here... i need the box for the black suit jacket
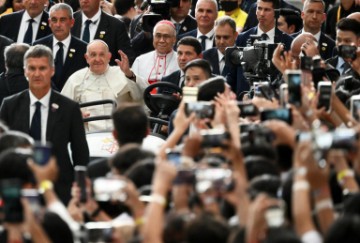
[178,29,216,50]
[0,90,89,204]
[33,35,88,91]
[0,35,13,74]
[236,26,293,50]
[291,31,335,60]
[177,15,197,36]
[243,1,300,32]
[202,48,236,91]
[232,27,293,96]
[71,11,135,65]
[0,10,52,43]
[159,70,182,94]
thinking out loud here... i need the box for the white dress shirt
[29,89,51,143]
[196,28,215,50]
[52,34,71,64]
[257,26,275,43]
[217,49,225,74]
[17,11,43,43]
[81,9,101,42]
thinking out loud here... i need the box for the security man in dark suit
[203,16,238,91]
[71,0,135,65]
[291,0,335,61]
[0,0,52,43]
[170,0,197,37]
[161,36,202,91]
[33,3,88,91]
[233,0,294,96]
[178,0,218,51]
[0,45,89,205]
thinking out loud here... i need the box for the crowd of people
[0,0,360,242]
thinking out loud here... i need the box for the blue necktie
[30,101,42,141]
[82,19,92,43]
[23,19,34,44]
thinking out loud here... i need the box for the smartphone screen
[351,95,360,121]
[260,108,292,125]
[287,72,302,107]
[0,179,24,223]
[74,166,87,203]
[317,82,332,111]
[33,142,52,165]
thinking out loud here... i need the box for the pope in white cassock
[131,20,180,93]
[61,40,142,132]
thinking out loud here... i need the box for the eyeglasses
[154,33,174,40]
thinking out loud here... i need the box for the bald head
[347,12,360,23]
[291,32,317,58]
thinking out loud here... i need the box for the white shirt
[29,89,51,143]
[61,66,142,132]
[17,11,43,43]
[81,9,101,42]
[196,28,215,50]
[132,50,179,93]
[257,26,275,43]
[52,34,71,64]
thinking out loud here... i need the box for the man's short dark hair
[4,43,30,70]
[177,36,202,55]
[0,148,35,185]
[184,59,212,78]
[0,131,33,153]
[112,103,148,145]
[337,18,360,37]
[197,76,225,101]
[258,0,279,10]
[281,9,303,33]
[114,0,135,15]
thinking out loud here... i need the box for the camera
[0,178,24,223]
[350,95,360,121]
[237,102,258,116]
[185,101,215,119]
[140,0,180,32]
[85,222,113,243]
[300,128,359,151]
[285,70,302,107]
[33,142,52,166]
[260,108,292,125]
[75,166,87,203]
[201,129,231,148]
[337,45,357,60]
[240,124,275,146]
[317,81,332,112]
[225,40,278,82]
[93,178,127,202]
[195,168,232,193]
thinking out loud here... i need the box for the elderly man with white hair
[61,39,142,132]
[129,20,180,93]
